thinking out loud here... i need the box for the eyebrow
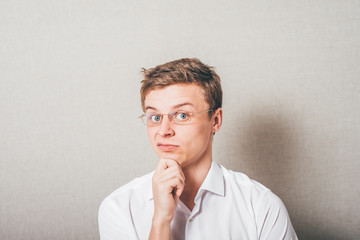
[144,106,158,111]
[173,102,195,109]
[144,102,195,112]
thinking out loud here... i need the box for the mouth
[157,143,179,152]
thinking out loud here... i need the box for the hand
[152,158,185,223]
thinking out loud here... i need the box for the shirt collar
[197,161,225,197]
[147,161,225,201]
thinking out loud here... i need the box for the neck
[179,158,212,211]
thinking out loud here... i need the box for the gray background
[1,0,359,239]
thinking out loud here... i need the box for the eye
[175,112,189,121]
[149,114,162,123]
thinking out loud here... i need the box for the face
[144,84,221,169]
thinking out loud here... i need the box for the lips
[157,143,179,152]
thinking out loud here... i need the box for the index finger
[155,158,180,173]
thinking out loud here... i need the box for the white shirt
[98,161,298,240]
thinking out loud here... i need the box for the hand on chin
[158,153,184,165]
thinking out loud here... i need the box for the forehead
[144,84,208,111]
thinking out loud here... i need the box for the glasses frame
[139,109,214,126]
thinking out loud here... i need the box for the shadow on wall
[227,110,351,240]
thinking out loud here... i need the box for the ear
[212,108,223,135]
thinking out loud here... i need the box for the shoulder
[219,164,286,211]
[98,172,154,239]
[218,164,297,239]
[219,164,271,197]
[99,171,154,215]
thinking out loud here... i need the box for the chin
[155,151,184,164]
[162,153,181,161]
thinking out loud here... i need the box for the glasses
[139,109,213,127]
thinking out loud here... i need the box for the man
[98,58,298,240]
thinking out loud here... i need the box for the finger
[155,173,185,192]
[162,158,180,168]
[175,187,184,197]
[155,177,184,195]
[155,158,168,173]
[153,166,185,190]
[163,166,185,182]
[155,158,180,173]
[165,177,185,196]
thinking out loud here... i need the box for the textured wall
[1,1,359,239]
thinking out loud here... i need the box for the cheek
[180,124,212,146]
[147,128,157,143]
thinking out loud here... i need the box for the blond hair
[140,58,222,115]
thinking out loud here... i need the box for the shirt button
[189,218,194,222]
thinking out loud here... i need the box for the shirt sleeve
[254,191,298,240]
[98,197,139,240]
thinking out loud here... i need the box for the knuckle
[175,178,181,185]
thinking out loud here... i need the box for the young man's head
[140,58,223,169]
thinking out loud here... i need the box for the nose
[157,115,175,137]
